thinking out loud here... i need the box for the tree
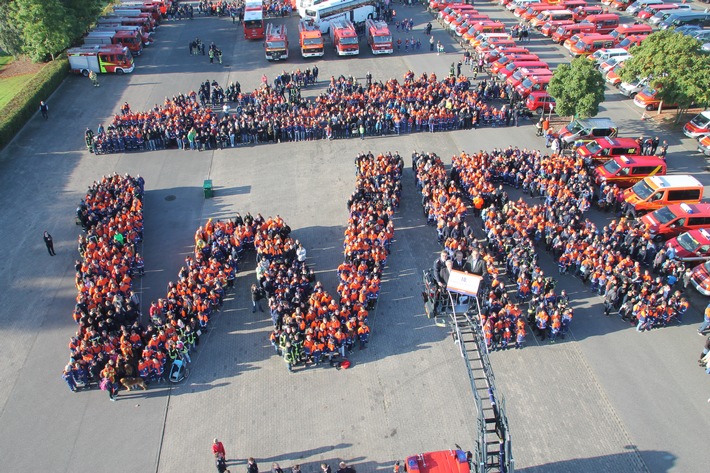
[620,30,710,122]
[0,0,25,57]
[12,0,76,61]
[547,56,606,119]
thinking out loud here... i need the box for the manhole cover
[165,195,176,201]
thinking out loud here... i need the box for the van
[645,204,710,240]
[634,86,677,111]
[460,17,499,39]
[470,32,512,48]
[594,154,667,188]
[581,14,621,34]
[558,117,619,147]
[541,19,575,37]
[609,24,652,42]
[476,38,517,54]
[609,0,633,11]
[639,3,691,22]
[507,0,541,12]
[570,34,616,57]
[605,63,625,87]
[497,60,550,79]
[515,72,553,96]
[616,35,646,49]
[463,21,506,37]
[627,0,664,16]
[506,67,552,88]
[690,260,710,296]
[684,111,710,138]
[521,4,567,22]
[530,9,575,29]
[623,175,704,217]
[577,136,641,161]
[698,135,710,156]
[490,55,541,74]
[619,76,650,97]
[660,11,710,30]
[572,5,605,21]
[525,91,556,114]
[589,47,630,64]
[650,8,691,26]
[552,22,597,43]
[564,32,594,50]
[484,46,531,63]
[666,227,710,260]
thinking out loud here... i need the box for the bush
[0,57,68,149]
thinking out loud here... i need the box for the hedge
[0,57,68,150]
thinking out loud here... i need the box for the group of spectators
[64,174,148,397]
[268,153,401,370]
[443,147,688,333]
[85,71,531,155]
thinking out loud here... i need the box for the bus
[244,0,265,39]
[304,0,376,33]
[297,0,327,18]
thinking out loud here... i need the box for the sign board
[446,269,483,297]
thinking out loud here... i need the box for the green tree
[547,56,606,119]
[620,30,710,122]
[0,0,25,57]
[11,0,75,62]
[63,0,104,37]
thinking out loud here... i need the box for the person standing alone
[43,231,56,256]
[39,101,49,119]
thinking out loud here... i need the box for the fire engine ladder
[449,294,514,473]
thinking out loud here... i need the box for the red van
[516,73,553,96]
[489,55,541,74]
[666,228,710,262]
[642,204,710,240]
[573,5,605,21]
[525,91,556,114]
[594,154,667,188]
[541,19,575,37]
[497,60,549,79]
[581,14,621,34]
[506,67,552,88]
[576,136,640,161]
[484,46,530,63]
[553,22,597,43]
[570,34,616,57]
[609,24,652,42]
[634,86,677,111]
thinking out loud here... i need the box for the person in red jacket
[212,438,226,459]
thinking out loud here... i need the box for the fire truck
[107,11,157,30]
[115,2,162,22]
[330,19,359,56]
[98,15,154,33]
[264,23,289,61]
[365,19,393,54]
[94,24,154,47]
[298,19,324,57]
[67,45,135,75]
[84,30,143,56]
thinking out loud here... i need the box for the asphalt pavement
[0,3,708,473]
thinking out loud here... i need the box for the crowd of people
[85,71,532,155]
[423,146,689,335]
[268,153,401,371]
[63,174,147,398]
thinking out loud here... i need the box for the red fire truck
[94,24,153,47]
[67,45,135,75]
[330,19,359,56]
[84,30,143,55]
[264,23,289,61]
[365,19,393,54]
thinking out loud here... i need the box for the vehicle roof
[612,154,666,165]
[661,203,710,217]
[597,136,638,146]
[646,174,702,188]
[575,117,617,127]
[405,450,470,473]
[528,90,553,98]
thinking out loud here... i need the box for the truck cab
[594,154,666,188]
[366,19,393,54]
[331,19,359,56]
[264,23,289,61]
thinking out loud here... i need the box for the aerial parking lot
[0,1,709,472]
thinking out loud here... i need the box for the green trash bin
[203,179,213,198]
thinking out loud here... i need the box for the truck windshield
[584,141,602,155]
[603,159,621,174]
[631,180,656,200]
[677,232,700,252]
[303,38,323,45]
[650,206,677,224]
[374,35,392,43]
[340,37,358,45]
[266,41,286,49]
